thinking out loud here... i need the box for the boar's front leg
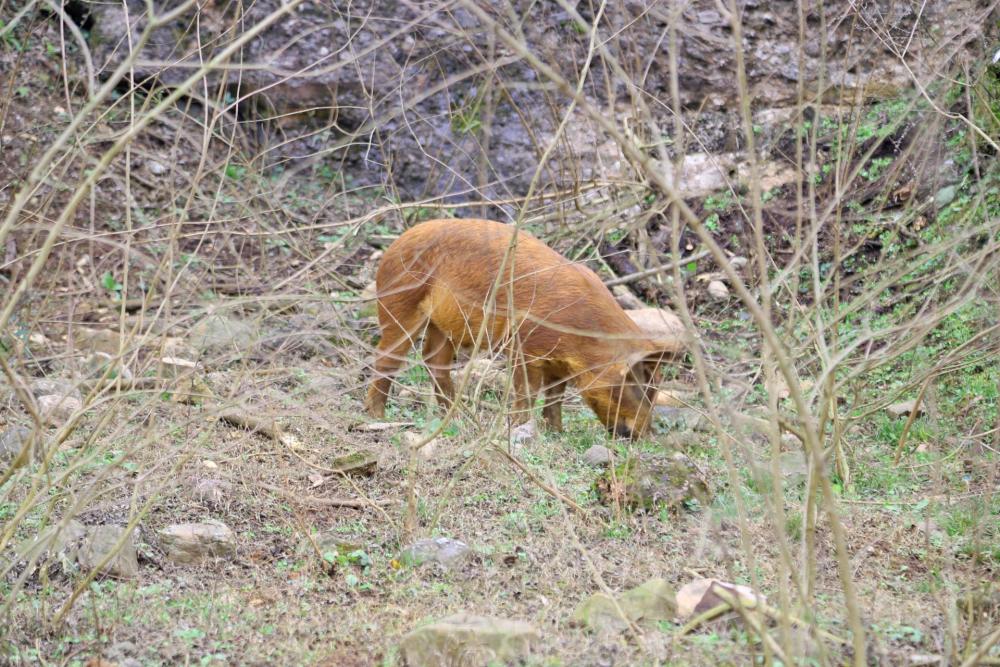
[541,377,567,432]
[511,362,544,425]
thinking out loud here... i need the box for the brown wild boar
[365,219,681,440]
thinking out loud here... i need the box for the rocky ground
[1,1,998,666]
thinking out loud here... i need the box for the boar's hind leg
[366,317,423,417]
[541,378,567,432]
[422,323,456,408]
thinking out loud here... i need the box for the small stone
[780,432,801,450]
[778,450,810,487]
[707,280,729,301]
[509,421,537,448]
[400,613,539,667]
[158,521,236,564]
[189,314,256,353]
[676,578,765,619]
[77,525,139,579]
[934,185,957,208]
[654,390,687,407]
[29,378,82,402]
[328,449,378,476]
[159,356,198,379]
[191,478,231,506]
[462,358,505,395]
[0,426,37,469]
[399,537,471,570]
[654,406,709,432]
[583,445,613,467]
[403,431,437,459]
[887,400,922,419]
[36,394,84,425]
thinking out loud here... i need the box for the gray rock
[14,519,88,572]
[707,280,730,301]
[0,426,37,469]
[147,160,168,175]
[778,450,810,488]
[399,537,471,569]
[189,314,256,353]
[77,525,139,579]
[328,449,378,476]
[583,445,613,467]
[509,421,537,448]
[887,400,922,419]
[400,613,539,667]
[934,184,957,208]
[158,521,237,564]
[655,406,710,432]
[36,394,83,425]
[29,378,82,401]
[190,478,232,507]
[81,351,132,380]
[596,452,711,511]
[573,578,677,633]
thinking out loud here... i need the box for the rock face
[82,1,982,204]
[399,614,539,667]
[158,521,237,564]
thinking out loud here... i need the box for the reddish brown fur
[365,219,676,439]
